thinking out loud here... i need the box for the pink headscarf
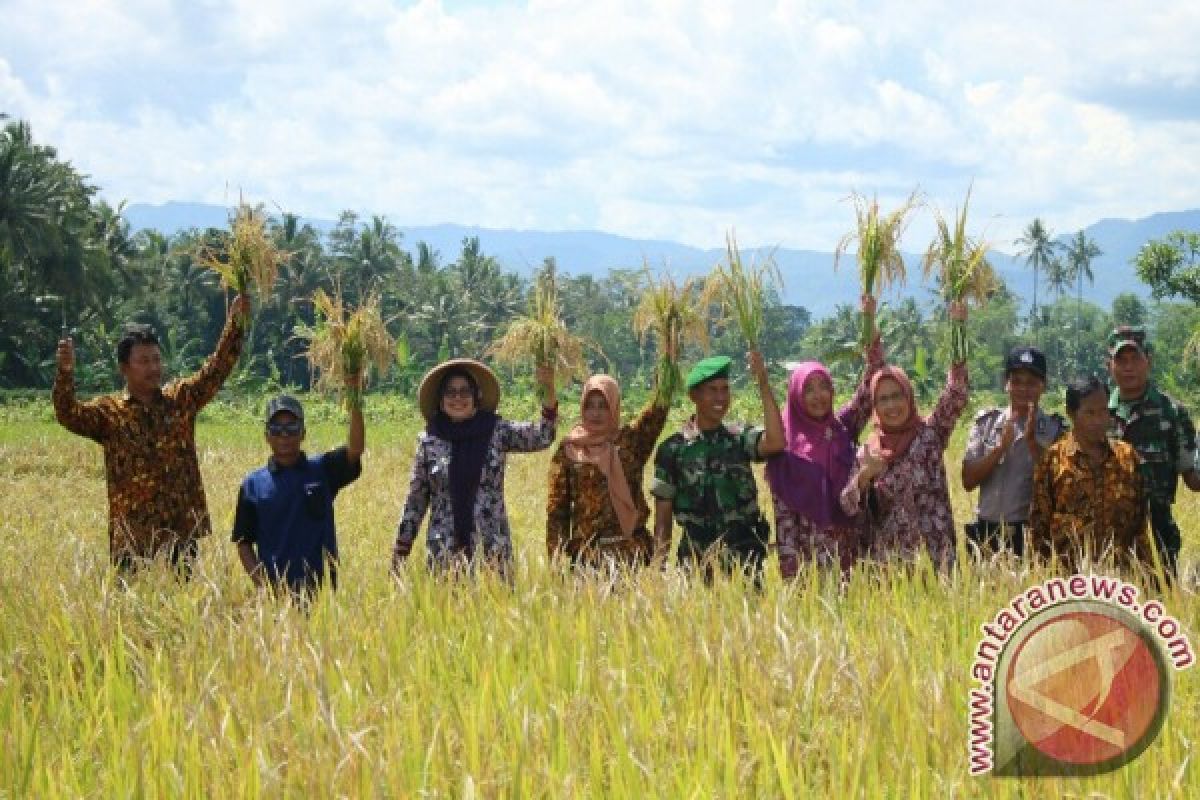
[765,362,855,528]
[564,375,641,536]
[867,366,923,461]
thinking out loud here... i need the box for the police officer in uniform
[961,346,1065,556]
[1107,325,1200,583]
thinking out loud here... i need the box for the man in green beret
[1106,325,1199,583]
[651,350,785,586]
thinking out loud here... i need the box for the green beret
[686,356,733,390]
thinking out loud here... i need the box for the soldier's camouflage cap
[686,356,733,390]
[1107,325,1152,357]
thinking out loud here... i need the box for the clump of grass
[632,268,714,407]
[297,288,394,410]
[706,230,782,352]
[834,190,921,347]
[488,265,600,384]
[921,185,997,363]
[197,203,284,320]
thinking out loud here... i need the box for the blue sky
[2,0,1199,251]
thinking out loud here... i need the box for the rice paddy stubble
[0,394,1197,798]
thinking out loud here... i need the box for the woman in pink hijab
[766,295,883,579]
[546,374,670,568]
[840,302,971,570]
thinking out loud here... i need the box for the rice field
[1,390,1197,798]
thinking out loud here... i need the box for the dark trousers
[678,522,769,589]
[1149,503,1181,584]
[965,520,1027,558]
[113,537,199,581]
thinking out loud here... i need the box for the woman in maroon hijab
[766,295,883,580]
[840,302,970,570]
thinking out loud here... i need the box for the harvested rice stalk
[632,269,714,406]
[297,288,394,410]
[921,185,997,364]
[488,267,599,385]
[707,231,781,352]
[196,203,284,322]
[834,190,921,347]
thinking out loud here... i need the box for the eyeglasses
[442,387,474,400]
[266,420,304,437]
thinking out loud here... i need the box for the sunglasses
[442,387,474,400]
[266,420,304,437]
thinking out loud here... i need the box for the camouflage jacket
[1109,384,1197,508]
[651,417,766,547]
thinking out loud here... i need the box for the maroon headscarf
[866,366,922,462]
[766,362,855,528]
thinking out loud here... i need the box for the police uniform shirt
[964,407,1064,523]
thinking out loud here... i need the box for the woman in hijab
[546,374,669,569]
[839,302,970,570]
[391,359,557,577]
[766,296,883,579]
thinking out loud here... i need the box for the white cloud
[1,0,1199,251]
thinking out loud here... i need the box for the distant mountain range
[124,202,1200,316]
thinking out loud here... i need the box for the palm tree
[1014,218,1056,341]
[1064,230,1102,366]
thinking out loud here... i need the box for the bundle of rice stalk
[487,270,597,385]
[298,288,394,410]
[632,269,714,406]
[196,203,284,321]
[707,231,781,352]
[921,185,997,364]
[834,190,921,347]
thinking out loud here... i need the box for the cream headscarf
[564,375,641,535]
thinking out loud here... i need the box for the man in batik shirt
[53,295,248,574]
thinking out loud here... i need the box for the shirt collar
[682,415,736,443]
[1063,433,1112,462]
[268,451,310,473]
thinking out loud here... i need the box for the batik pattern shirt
[393,409,557,569]
[651,418,766,551]
[1029,434,1151,571]
[840,365,969,569]
[52,317,244,559]
[546,403,668,565]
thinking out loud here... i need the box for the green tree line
[3,118,1197,401]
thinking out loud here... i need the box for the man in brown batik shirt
[53,295,248,573]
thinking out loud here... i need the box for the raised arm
[624,401,670,464]
[345,372,366,465]
[930,362,970,449]
[51,337,111,442]
[751,350,785,458]
[836,331,886,437]
[392,440,432,572]
[171,294,248,411]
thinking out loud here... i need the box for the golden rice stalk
[297,288,394,410]
[706,230,781,352]
[1184,329,1200,371]
[632,268,714,406]
[921,184,997,363]
[487,269,599,384]
[834,190,920,346]
[196,203,284,320]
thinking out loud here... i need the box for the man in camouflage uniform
[961,346,1065,557]
[651,351,785,585]
[1107,325,1200,582]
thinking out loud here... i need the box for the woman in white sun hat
[391,359,557,577]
